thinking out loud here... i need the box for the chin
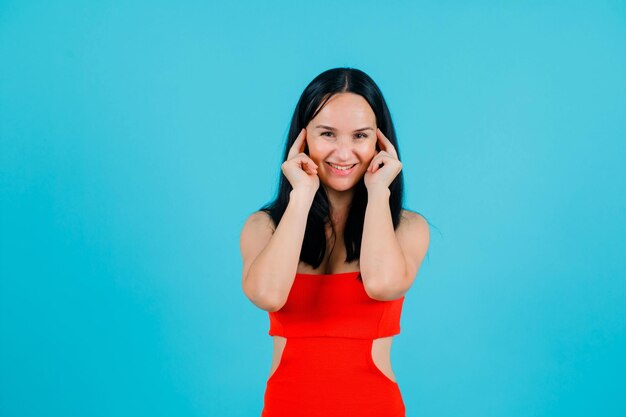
[322,180,358,192]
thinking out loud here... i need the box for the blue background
[1,1,625,416]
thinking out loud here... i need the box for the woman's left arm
[361,129,430,301]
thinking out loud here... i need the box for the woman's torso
[268,233,398,383]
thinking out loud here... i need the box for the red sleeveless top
[268,271,405,339]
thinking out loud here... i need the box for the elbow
[363,275,408,301]
[242,276,286,312]
[365,286,404,301]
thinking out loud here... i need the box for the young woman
[240,67,430,417]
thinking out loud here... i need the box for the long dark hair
[259,67,408,279]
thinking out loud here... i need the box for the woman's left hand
[364,128,403,192]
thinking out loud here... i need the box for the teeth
[329,163,354,171]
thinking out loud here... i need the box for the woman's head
[304,92,376,192]
[261,67,405,271]
[286,68,402,194]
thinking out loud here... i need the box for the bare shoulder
[399,209,430,236]
[240,211,275,251]
[240,210,276,283]
[397,209,430,274]
[242,210,276,233]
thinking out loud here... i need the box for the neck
[323,185,355,230]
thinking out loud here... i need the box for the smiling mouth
[326,162,358,176]
[327,162,357,170]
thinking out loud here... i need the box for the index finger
[376,128,398,159]
[287,128,307,160]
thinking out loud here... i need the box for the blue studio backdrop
[1,1,625,416]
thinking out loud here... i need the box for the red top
[268,271,405,339]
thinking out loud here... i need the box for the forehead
[312,93,376,127]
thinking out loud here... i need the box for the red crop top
[268,271,405,339]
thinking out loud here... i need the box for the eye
[321,131,333,137]
[355,133,368,139]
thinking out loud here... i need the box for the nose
[333,138,354,160]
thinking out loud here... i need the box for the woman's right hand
[281,128,320,196]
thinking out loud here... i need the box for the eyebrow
[314,125,374,132]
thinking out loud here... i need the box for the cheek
[307,149,325,166]
[307,141,331,162]
[358,143,377,161]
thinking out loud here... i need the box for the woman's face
[305,92,378,192]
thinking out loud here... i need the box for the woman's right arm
[240,128,319,312]
[240,189,314,312]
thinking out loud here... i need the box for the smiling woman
[240,67,430,417]
[307,94,378,186]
